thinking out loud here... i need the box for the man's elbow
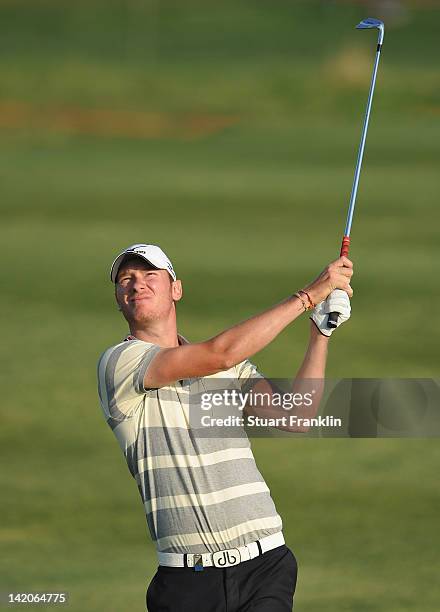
[212,353,236,372]
[207,340,237,372]
[221,352,238,371]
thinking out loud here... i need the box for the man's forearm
[213,256,353,369]
[295,320,329,379]
[212,295,306,367]
[243,320,329,432]
[288,321,329,428]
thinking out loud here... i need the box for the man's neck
[128,323,179,347]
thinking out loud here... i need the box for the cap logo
[129,248,146,255]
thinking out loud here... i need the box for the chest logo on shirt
[212,548,241,568]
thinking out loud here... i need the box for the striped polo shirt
[97,336,282,554]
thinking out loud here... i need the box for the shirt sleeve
[97,340,161,421]
[234,359,265,393]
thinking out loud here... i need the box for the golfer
[97,243,353,611]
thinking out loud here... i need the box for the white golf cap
[110,243,177,283]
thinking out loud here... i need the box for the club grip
[327,236,350,329]
[327,310,339,328]
[339,236,351,258]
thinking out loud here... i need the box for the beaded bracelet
[300,290,316,310]
[294,290,316,312]
[294,292,308,312]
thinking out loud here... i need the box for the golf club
[327,17,385,328]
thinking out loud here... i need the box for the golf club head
[356,17,385,44]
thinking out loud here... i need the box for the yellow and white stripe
[155,515,283,552]
[145,481,270,514]
[136,446,254,476]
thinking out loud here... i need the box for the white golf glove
[310,289,351,337]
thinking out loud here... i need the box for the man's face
[115,258,182,326]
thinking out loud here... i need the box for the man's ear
[172,280,183,302]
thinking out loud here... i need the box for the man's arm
[244,320,329,432]
[144,256,353,389]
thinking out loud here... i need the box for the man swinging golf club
[97,242,353,611]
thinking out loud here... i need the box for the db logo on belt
[212,548,240,568]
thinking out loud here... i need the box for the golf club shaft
[327,33,383,328]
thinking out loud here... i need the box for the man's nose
[132,275,147,292]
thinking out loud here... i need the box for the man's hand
[304,257,354,305]
[310,289,351,337]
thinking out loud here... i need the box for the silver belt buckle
[212,548,240,568]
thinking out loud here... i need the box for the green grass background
[1,1,439,610]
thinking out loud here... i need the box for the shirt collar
[123,333,189,345]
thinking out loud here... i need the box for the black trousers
[146,544,298,612]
